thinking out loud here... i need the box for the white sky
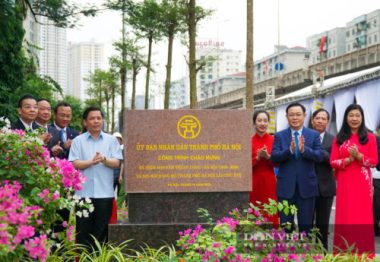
[67,0,380,95]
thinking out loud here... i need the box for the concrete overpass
[193,43,380,109]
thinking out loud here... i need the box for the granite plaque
[125,110,252,193]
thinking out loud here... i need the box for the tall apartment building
[254,46,310,82]
[67,41,105,101]
[23,12,40,57]
[196,40,242,100]
[169,77,189,109]
[38,16,68,93]
[23,14,68,94]
[346,9,380,52]
[307,28,346,65]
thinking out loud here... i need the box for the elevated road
[194,43,380,109]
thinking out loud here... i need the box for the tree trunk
[120,1,127,123]
[132,59,138,110]
[105,93,110,132]
[188,0,197,109]
[164,31,174,109]
[99,79,103,106]
[145,35,153,109]
[111,83,115,132]
[246,0,254,111]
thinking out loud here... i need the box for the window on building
[352,29,355,35]
[375,34,378,43]
[347,44,350,52]
[368,36,372,45]
[208,74,212,79]
[200,74,205,79]
[374,19,377,27]
[333,50,336,56]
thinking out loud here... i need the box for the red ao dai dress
[330,133,378,255]
[250,133,279,226]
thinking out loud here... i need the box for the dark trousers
[278,189,316,235]
[373,179,380,236]
[314,195,334,250]
[76,198,113,248]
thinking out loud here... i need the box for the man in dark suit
[11,95,40,131]
[35,99,63,157]
[50,102,79,159]
[311,108,335,250]
[272,102,323,234]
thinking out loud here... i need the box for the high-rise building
[38,16,68,93]
[307,28,346,65]
[23,12,40,57]
[346,9,380,52]
[67,41,105,101]
[196,40,242,100]
[169,77,189,109]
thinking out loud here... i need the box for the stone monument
[109,110,252,248]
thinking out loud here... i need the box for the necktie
[60,129,66,143]
[294,131,300,159]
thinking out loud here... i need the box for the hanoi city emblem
[177,115,201,139]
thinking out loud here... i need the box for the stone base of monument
[108,192,249,249]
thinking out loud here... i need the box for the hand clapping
[298,135,305,153]
[92,152,104,165]
[348,144,362,161]
[257,146,270,161]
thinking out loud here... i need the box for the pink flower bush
[24,234,48,261]
[56,158,86,191]
[177,203,325,261]
[0,129,88,260]
[216,217,239,231]
[0,181,45,260]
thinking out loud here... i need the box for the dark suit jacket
[49,124,79,159]
[35,125,62,154]
[11,119,40,131]
[271,127,323,199]
[315,132,336,197]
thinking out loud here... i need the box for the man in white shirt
[69,106,123,248]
